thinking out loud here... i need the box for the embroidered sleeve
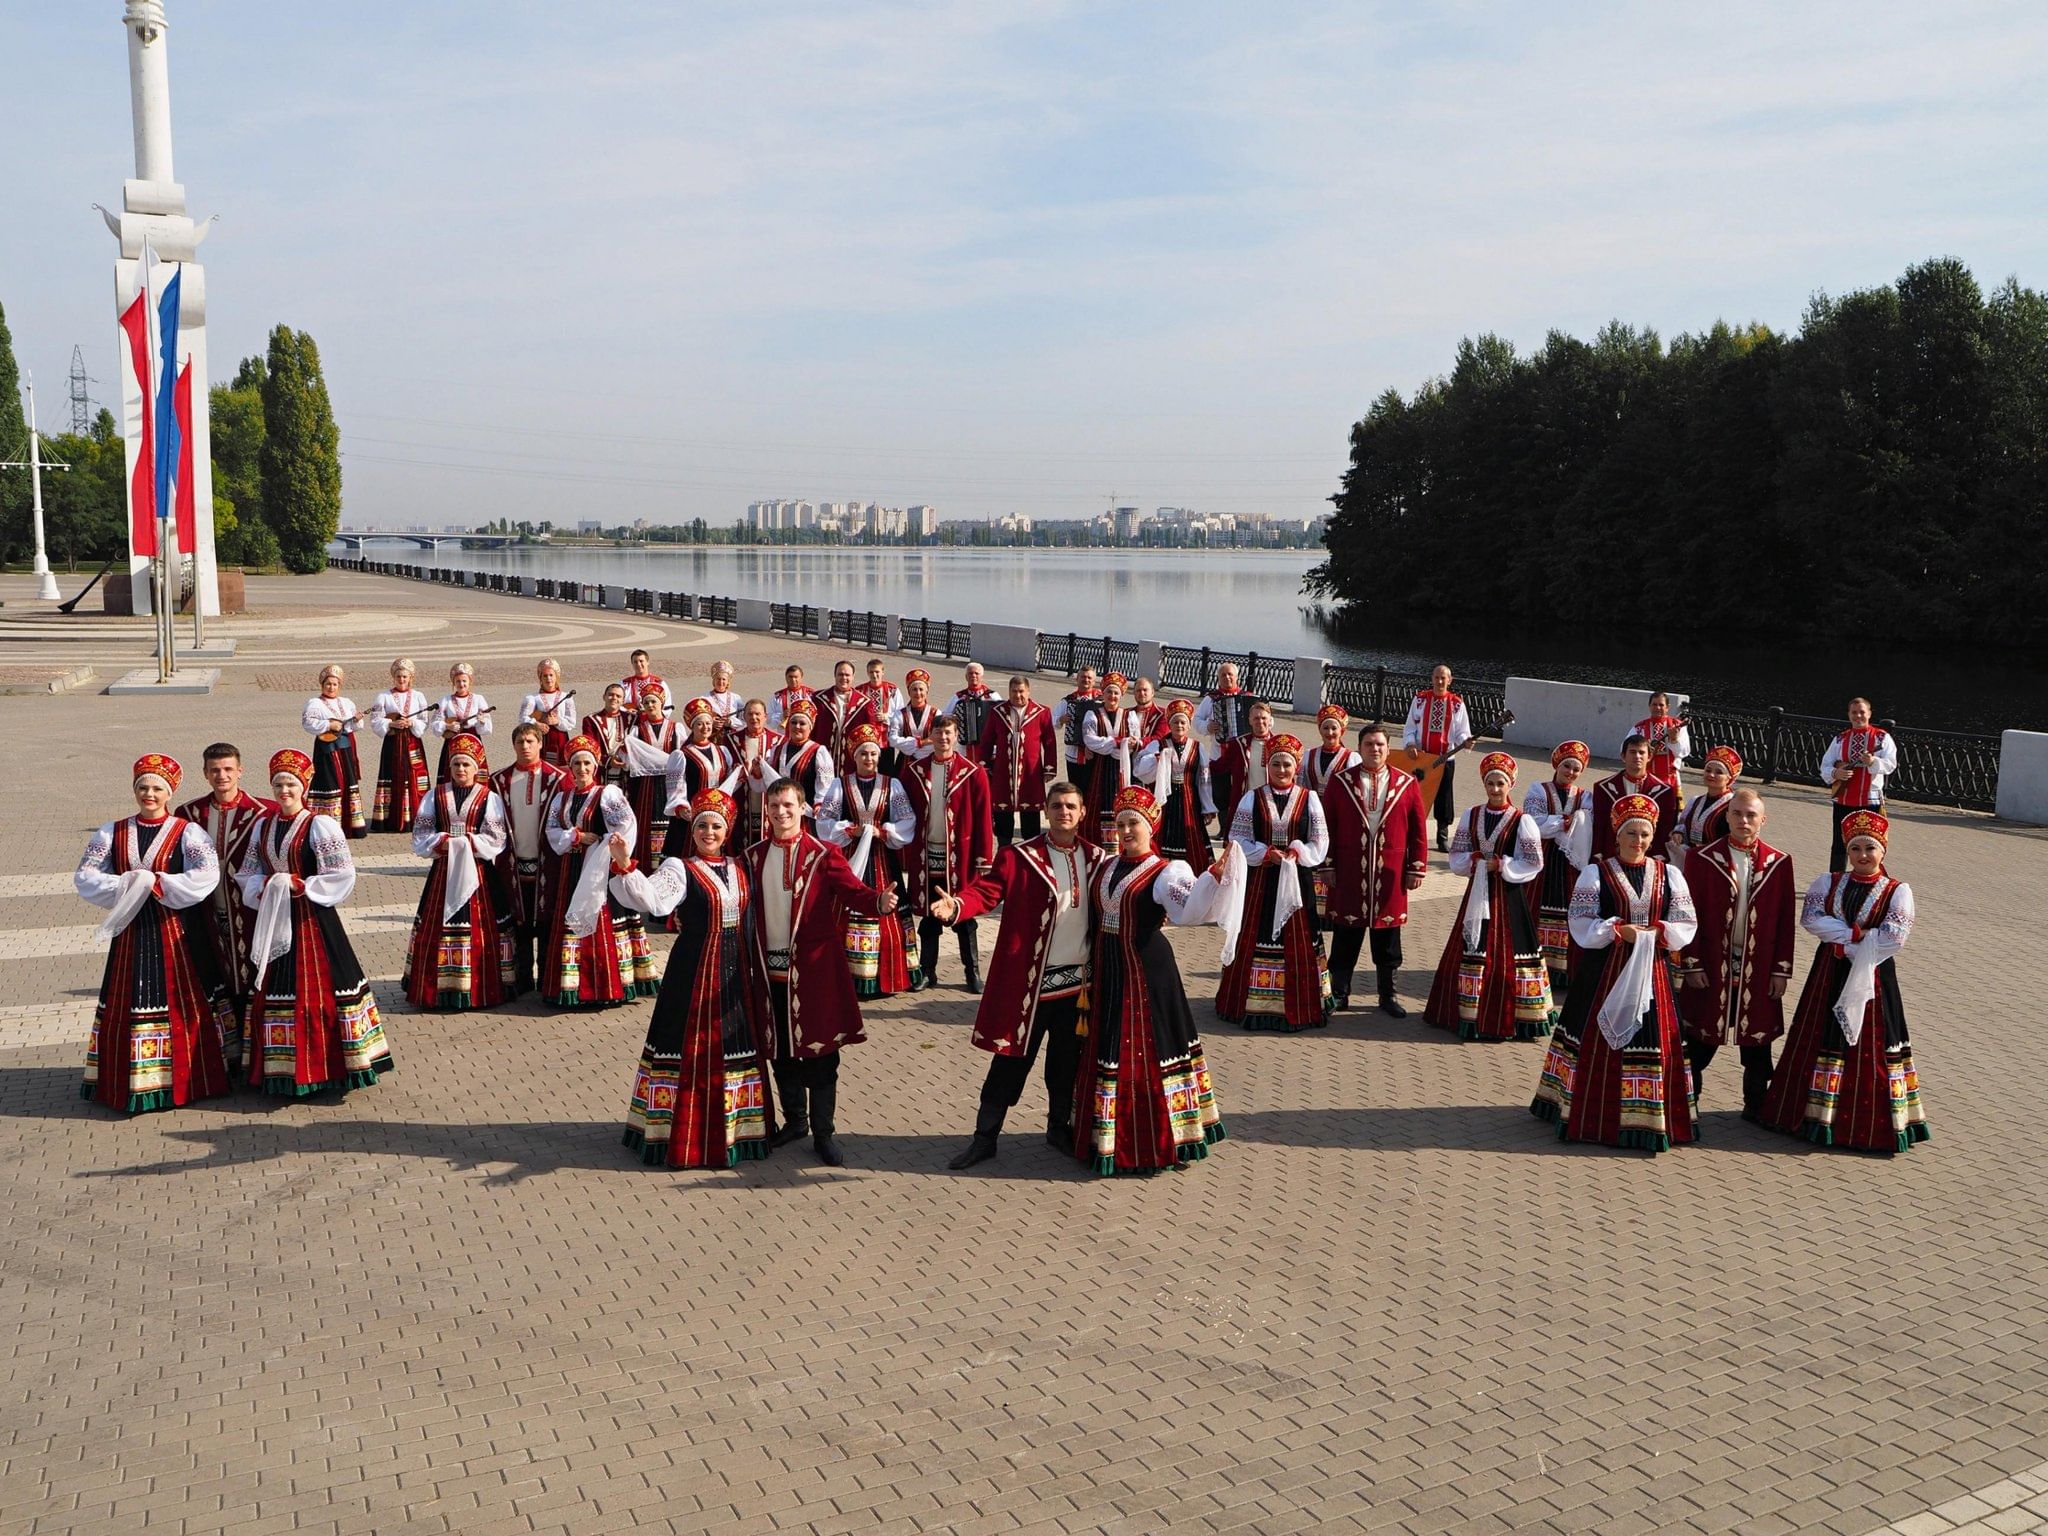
[1872,881,1914,954]
[1499,814,1545,885]
[302,816,358,907]
[235,823,271,910]
[884,781,918,849]
[1567,865,1616,950]
[1226,791,1265,861]
[612,857,690,918]
[1800,875,1854,946]
[154,823,222,910]
[1658,862,1698,950]
[599,784,639,850]
[471,793,510,863]
[1291,791,1330,868]
[411,788,444,859]
[1446,815,1476,878]
[73,823,122,908]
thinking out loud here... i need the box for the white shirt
[1726,843,1756,955]
[1045,839,1091,968]
[501,766,553,860]
[762,842,799,951]
[925,759,952,850]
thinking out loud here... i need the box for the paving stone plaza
[2,570,2046,1536]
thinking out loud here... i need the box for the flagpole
[143,245,173,682]
[25,374,60,602]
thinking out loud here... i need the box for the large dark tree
[257,326,341,573]
[1310,259,2048,647]
[0,301,27,563]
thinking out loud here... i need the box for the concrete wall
[735,598,773,632]
[1504,678,1689,760]
[1291,658,1327,717]
[972,622,1039,673]
[1997,731,2048,825]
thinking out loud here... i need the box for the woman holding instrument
[369,657,432,833]
[302,664,367,839]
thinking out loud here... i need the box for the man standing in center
[176,742,278,1032]
[491,722,566,995]
[746,778,898,1168]
[980,676,1058,845]
[1322,723,1428,1014]
[1676,786,1797,1119]
[933,781,1104,1169]
[899,715,996,992]
[1404,663,1471,852]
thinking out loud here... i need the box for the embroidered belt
[1041,963,1088,999]
[766,948,792,979]
[514,856,542,878]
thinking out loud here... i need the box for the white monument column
[101,0,220,617]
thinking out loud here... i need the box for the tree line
[1308,258,2048,647]
[0,307,342,577]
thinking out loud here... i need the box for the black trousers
[1431,759,1458,831]
[1828,801,1879,872]
[976,994,1082,1136]
[994,807,1042,845]
[1328,925,1402,989]
[506,863,545,993]
[767,983,842,1092]
[1685,1038,1774,1113]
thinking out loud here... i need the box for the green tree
[0,301,27,563]
[210,358,268,565]
[38,410,127,569]
[257,326,341,573]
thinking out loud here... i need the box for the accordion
[953,693,993,750]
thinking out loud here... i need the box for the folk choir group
[76,648,1927,1174]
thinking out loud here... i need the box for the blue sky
[3,1,2045,527]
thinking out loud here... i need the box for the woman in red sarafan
[74,753,239,1114]
[402,734,515,1010]
[237,750,391,1097]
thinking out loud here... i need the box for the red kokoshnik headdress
[132,753,182,791]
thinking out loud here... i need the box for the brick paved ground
[1,570,2045,1536]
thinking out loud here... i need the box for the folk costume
[174,782,279,1023]
[1759,814,1927,1153]
[1210,729,1276,844]
[1530,795,1699,1153]
[583,702,633,789]
[621,668,669,717]
[491,754,566,994]
[743,829,891,1166]
[541,739,657,1008]
[1404,686,1472,845]
[1671,746,1740,861]
[979,696,1059,844]
[1523,742,1594,992]
[1630,709,1690,796]
[237,752,391,1097]
[643,701,739,860]
[703,686,745,731]
[1192,684,1255,763]
[430,687,494,783]
[75,756,238,1114]
[949,682,998,767]
[303,691,368,838]
[1081,679,1145,845]
[899,746,996,991]
[817,727,920,997]
[1215,740,1332,1032]
[1051,682,1101,784]
[403,743,515,1011]
[622,708,681,869]
[767,684,814,731]
[368,685,432,831]
[946,832,1107,1164]
[613,791,776,1169]
[1677,831,1796,1117]
[1303,706,1360,925]
[1323,753,1428,1015]
[1820,723,1899,872]
[888,669,941,768]
[1133,715,1217,866]
[726,718,785,844]
[1590,770,1677,863]
[813,685,877,772]
[753,723,835,835]
[518,686,579,765]
[1073,787,1235,1175]
[1423,755,1552,1040]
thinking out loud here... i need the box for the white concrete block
[736,598,773,632]
[1504,677,1689,761]
[1136,640,1165,682]
[1291,658,1327,717]
[1996,731,2048,825]
[973,622,1040,673]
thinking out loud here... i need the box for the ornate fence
[325,556,2004,811]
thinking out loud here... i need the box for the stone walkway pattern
[1,570,2045,1536]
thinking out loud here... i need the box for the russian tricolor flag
[116,246,185,556]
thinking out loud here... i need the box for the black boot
[949,1095,1005,1168]
[1434,826,1449,853]
[769,1062,808,1147]
[958,924,982,994]
[811,1076,844,1167]
[1045,1118,1073,1153]
[1331,974,1352,1011]
[917,918,941,990]
[1377,967,1408,1018]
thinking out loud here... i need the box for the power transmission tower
[67,346,96,435]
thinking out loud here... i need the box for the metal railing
[831,609,890,648]
[1158,645,1293,702]
[901,616,973,659]
[324,556,2004,810]
[1036,631,1139,677]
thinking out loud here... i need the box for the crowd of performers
[76,649,1925,1170]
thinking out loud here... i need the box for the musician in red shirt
[1818,697,1899,873]
[1403,664,1471,851]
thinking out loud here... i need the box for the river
[348,543,2040,734]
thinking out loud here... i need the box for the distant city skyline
[8,3,2046,530]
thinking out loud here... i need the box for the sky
[3,1,2046,530]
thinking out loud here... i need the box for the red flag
[173,360,195,551]
[118,286,157,555]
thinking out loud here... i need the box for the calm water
[359,543,2040,734]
